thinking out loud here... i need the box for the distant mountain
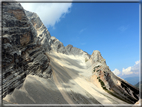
[124,76,139,85]
[135,81,142,89]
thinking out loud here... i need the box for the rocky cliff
[90,50,139,103]
[2,1,140,105]
[25,10,90,61]
[2,2,52,98]
[50,37,90,60]
[25,10,52,52]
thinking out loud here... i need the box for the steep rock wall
[25,10,52,52]
[24,10,90,61]
[2,2,52,98]
[90,50,139,103]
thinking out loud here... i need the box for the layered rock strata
[2,2,52,98]
[25,10,52,52]
[2,1,140,105]
[90,50,139,103]
[24,10,90,61]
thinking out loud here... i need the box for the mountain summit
[2,2,140,106]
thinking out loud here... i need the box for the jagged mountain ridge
[2,2,140,105]
[24,9,140,104]
[25,10,91,60]
[2,2,52,98]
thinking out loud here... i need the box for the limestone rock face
[24,10,51,52]
[2,2,52,98]
[90,50,139,103]
[50,36,67,54]
[50,37,90,60]
[90,50,106,64]
[65,44,90,60]
[24,10,90,60]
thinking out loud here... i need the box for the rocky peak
[25,10,51,52]
[2,2,140,105]
[2,2,52,98]
[50,36,67,54]
[49,37,90,60]
[65,44,90,60]
[90,50,106,64]
[91,50,139,103]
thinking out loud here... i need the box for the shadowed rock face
[2,1,140,105]
[50,36,67,54]
[2,2,52,98]
[90,50,139,103]
[24,10,90,60]
[24,10,52,52]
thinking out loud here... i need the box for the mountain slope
[2,1,140,105]
[135,81,142,90]
[3,52,128,104]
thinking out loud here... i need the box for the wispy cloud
[80,42,86,45]
[79,28,86,34]
[20,3,72,28]
[118,25,129,32]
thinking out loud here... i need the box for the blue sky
[21,2,140,80]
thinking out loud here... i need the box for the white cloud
[135,60,140,65]
[113,60,140,77]
[122,67,133,75]
[112,69,121,76]
[20,3,72,28]
[122,60,140,75]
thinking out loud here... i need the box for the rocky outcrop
[65,44,90,60]
[2,1,140,105]
[90,50,106,64]
[24,10,90,61]
[133,99,142,106]
[50,36,67,54]
[2,2,52,98]
[49,37,90,60]
[90,50,139,103]
[24,10,52,52]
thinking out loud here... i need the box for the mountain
[124,76,139,85]
[2,1,52,98]
[135,81,142,89]
[2,1,140,105]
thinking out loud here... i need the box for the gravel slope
[3,52,128,106]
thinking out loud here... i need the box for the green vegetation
[97,77,100,79]
[93,65,100,72]
[97,78,132,103]
[96,70,101,72]
[103,71,106,73]
[85,58,88,62]
[105,90,132,104]
[98,78,107,90]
